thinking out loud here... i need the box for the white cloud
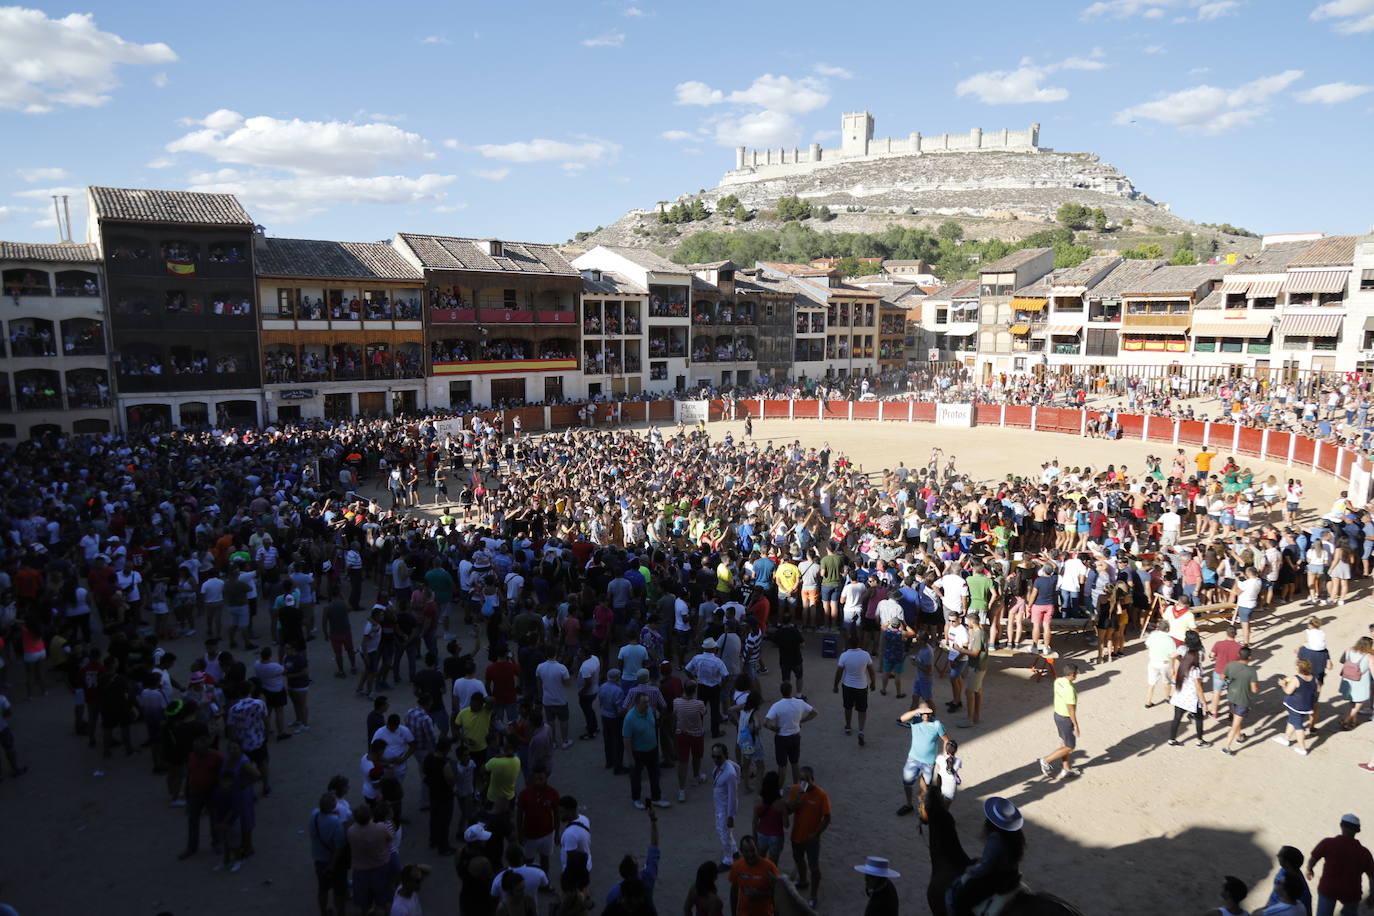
[470,167,511,180]
[1080,0,1242,19]
[1115,69,1303,133]
[474,137,621,166]
[814,63,853,79]
[674,81,724,106]
[581,31,625,47]
[1312,0,1374,32]
[812,129,840,142]
[957,53,1106,103]
[16,167,68,183]
[1294,81,1373,103]
[623,6,644,15]
[13,185,83,200]
[167,110,435,175]
[660,129,695,141]
[1189,66,1211,74]
[712,110,801,147]
[726,74,830,114]
[354,110,406,123]
[146,157,174,169]
[1144,43,1167,53]
[152,72,169,88]
[421,35,451,44]
[610,175,632,183]
[434,202,469,213]
[0,8,176,113]
[0,206,12,222]
[185,171,459,221]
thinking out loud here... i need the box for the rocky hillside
[571,149,1260,257]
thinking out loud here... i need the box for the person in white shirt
[1158,508,1182,547]
[935,567,968,621]
[535,648,573,748]
[763,681,817,783]
[576,647,601,741]
[1059,553,1088,618]
[840,576,868,632]
[685,641,731,737]
[709,742,741,867]
[832,635,876,745]
[1230,566,1264,647]
[557,798,592,872]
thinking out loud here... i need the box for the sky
[1,0,1372,247]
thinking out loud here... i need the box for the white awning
[940,322,979,336]
[1245,280,1283,299]
[1219,278,1251,293]
[1284,271,1349,295]
[1045,324,1083,336]
[1279,312,1343,337]
[1190,317,1273,338]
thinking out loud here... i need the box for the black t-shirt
[768,625,805,666]
[278,604,304,645]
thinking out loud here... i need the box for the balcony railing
[115,371,258,393]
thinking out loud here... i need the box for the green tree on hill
[937,220,964,241]
[776,195,813,222]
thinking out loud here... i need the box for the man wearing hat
[1307,814,1374,915]
[685,638,730,738]
[853,855,900,915]
[896,698,948,817]
[947,797,1026,915]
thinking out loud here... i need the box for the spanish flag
[166,259,196,277]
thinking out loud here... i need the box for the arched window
[60,318,106,356]
[65,368,110,408]
[54,269,98,297]
[264,344,299,383]
[125,403,172,431]
[14,368,62,410]
[3,268,50,298]
[8,318,57,357]
[365,342,392,379]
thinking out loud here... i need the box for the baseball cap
[463,823,492,843]
[1342,814,1362,829]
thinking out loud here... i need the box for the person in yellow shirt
[775,556,801,617]
[453,693,493,757]
[1036,662,1082,780]
[482,736,521,814]
[716,552,735,596]
[1194,448,1218,481]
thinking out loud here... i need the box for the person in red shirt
[178,732,224,859]
[1309,814,1374,914]
[1207,626,1243,718]
[484,651,521,724]
[515,766,561,876]
[728,834,780,916]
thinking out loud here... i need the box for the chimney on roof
[487,240,503,257]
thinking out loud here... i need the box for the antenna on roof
[52,195,73,243]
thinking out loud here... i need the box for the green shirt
[966,574,995,611]
[1053,676,1078,717]
[621,707,659,752]
[819,554,845,588]
[484,755,520,801]
[1224,661,1258,707]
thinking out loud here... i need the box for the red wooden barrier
[738,400,762,418]
[1116,414,1145,439]
[1264,430,1291,463]
[912,402,936,423]
[549,404,580,428]
[1056,409,1083,434]
[1237,426,1264,458]
[1177,420,1206,447]
[1292,436,1316,467]
[1147,416,1176,444]
[973,404,996,425]
[852,400,880,420]
[1317,441,1339,475]
[509,406,544,432]
[1209,424,1237,454]
[794,399,820,419]
[764,400,790,419]
[1004,405,1033,428]
[709,399,725,421]
[819,399,844,419]
[648,400,674,421]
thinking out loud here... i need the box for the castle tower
[735,147,746,169]
[841,111,873,158]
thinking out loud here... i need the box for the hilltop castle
[723,111,1043,184]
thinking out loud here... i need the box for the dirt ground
[4,416,1368,916]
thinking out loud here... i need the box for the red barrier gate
[1237,426,1264,458]
[1264,430,1291,463]
[764,400,791,419]
[648,400,674,421]
[881,400,908,422]
[738,400,762,418]
[851,400,880,420]
[1004,405,1033,428]
[1116,414,1145,439]
[1292,436,1316,467]
[1317,442,1339,475]
[1178,420,1206,447]
[794,399,820,419]
[1147,416,1176,444]
[912,402,936,423]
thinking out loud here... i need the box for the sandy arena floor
[4,416,1368,916]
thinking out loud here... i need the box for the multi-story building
[735,268,798,384]
[579,266,648,397]
[254,237,427,421]
[1276,236,1356,373]
[1024,255,1121,368]
[1118,264,1226,362]
[88,187,262,429]
[1351,233,1374,374]
[572,246,691,393]
[0,241,115,438]
[974,247,1054,377]
[689,262,757,389]
[758,262,881,379]
[393,234,582,407]
[879,302,907,370]
[921,279,980,364]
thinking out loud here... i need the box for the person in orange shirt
[1194,448,1218,482]
[727,834,779,916]
[785,765,832,909]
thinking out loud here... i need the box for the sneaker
[1358,763,1374,772]
[896,804,915,816]
[857,732,865,746]
[1062,767,1083,778]
[1196,741,1212,748]
[652,799,671,808]
[229,861,243,873]
[844,727,852,736]
[633,800,647,810]
[1269,736,1291,747]
[957,720,975,729]
[1293,747,1309,756]
[1221,748,1236,756]
[1037,758,1053,778]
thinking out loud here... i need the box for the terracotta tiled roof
[1227,241,1313,274]
[256,237,421,281]
[0,241,100,263]
[89,186,253,226]
[1287,235,1357,268]
[582,270,647,295]
[1090,258,1166,298]
[758,261,836,278]
[1047,255,1122,288]
[396,234,578,275]
[595,245,688,274]
[978,247,1052,274]
[1122,263,1226,296]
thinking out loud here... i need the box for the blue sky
[1,0,1372,246]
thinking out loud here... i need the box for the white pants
[714,803,736,864]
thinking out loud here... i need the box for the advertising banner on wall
[935,403,974,427]
[678,401,710,422]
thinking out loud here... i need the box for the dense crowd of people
[3,380,1374,914]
